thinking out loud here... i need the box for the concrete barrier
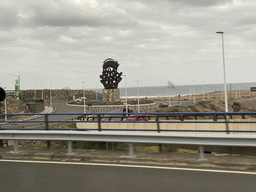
[76,119,256,134]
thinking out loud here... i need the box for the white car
[75,97,86,102]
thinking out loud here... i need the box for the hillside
[20,89,103,103]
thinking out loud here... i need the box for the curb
[1,149,256,171]
[66,102,157,108]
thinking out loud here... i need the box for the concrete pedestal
[103,89,120,102]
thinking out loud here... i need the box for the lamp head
[216,31,224,34]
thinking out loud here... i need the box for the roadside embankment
[0,147,256,171]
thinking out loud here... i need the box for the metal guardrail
[1,112,256,133]
[1,112,256,160]
[1,131,256,160]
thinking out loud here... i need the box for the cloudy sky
[1,0,256,90]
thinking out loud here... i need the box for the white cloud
[1,0,256,90]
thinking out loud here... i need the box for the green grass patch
[134,144,171,153]
[68,101,78,104]
[176,149,198,154]
[246,165,256,170]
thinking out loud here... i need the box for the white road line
[0,159,256,175]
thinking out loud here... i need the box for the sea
[93,82,256,99]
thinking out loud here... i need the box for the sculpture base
[103,89,120,102]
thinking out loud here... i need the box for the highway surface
[1,102,156,129]
[0,160,255,192]
[1,100,192,129]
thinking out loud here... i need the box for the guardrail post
[67,141,73,155]
[224,114,229,134]
[45,114,49,130]
[156,115,160,132]
[14,140,19,153]
[156,115,162,152]
[45,114,50,148]
[198,145,207,161]
[97,114,101,132]
[128,143,136,157]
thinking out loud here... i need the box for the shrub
[209,104,217,111]
[197,101,208,108]
[68,101,77,104]
[232,102,241,112]
[169,107,181,112]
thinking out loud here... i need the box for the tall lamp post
[217,31,229,134]
[136,80,140,113]
[4,87,7,121]
[216,31,228,113]
[82,82,86,113]
[50,82,52,110]
[42,81,44,100]
[123,75,128,114]
[96,81,98,101]
[168,81,174,107]
[34,82,37,100]
[193,81,195,104]
[202,81,205,100]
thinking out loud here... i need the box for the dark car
[159,102,168,108]
[122,108,133,114]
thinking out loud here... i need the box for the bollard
[67,141,73,155]
[13,140,19,153]
[128,143,136,157]
[198,145,207,161]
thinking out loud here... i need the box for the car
[159,102,168,107]
[122,108,133,113]
[75,97,86,102]
[124,115,148,121]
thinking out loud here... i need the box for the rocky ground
[20,89,102,103]
[153,89,256,113]
[0,96,30,115]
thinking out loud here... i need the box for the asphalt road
[0,161,255,192]
[1,100,190,129]
[1,102,157,129]
[1,102,85,129]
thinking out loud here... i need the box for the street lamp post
[207,84,210,99]
[96,82,98,101]
[82,82,86,113]
[168,82,170,106]
[42,81,44,100]
[216,31,228,113]
[50,82,52,110]
[4,87,7,121]
[136,80,140,113]
[217,31,229,134]
[193,81,195,104]
[168,81,174,107]
[202,81,205,101]
[123,75,128,114]
[34,82,36,100]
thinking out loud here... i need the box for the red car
[124,115,148,121]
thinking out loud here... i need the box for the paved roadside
[0,147,256,171]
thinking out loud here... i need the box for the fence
[1,112,256,133]
[1,112,256,160]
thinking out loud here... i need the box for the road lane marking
[0,159,256,175]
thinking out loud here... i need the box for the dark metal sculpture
[100,58,122,89]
